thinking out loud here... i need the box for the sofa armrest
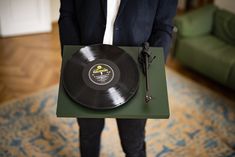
[226,59,235,90]
[174,5,217,38]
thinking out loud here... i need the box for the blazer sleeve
[58,0,80,52]
[148,0,178,61]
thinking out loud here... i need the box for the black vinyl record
[63,44,139,109]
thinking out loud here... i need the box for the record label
[88,63,114,86]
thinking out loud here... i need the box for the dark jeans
[77,118,147,157]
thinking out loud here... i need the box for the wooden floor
[0,23,234,104]
[0,24,61,103]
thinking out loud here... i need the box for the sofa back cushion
[213,9,235,45]
[175,5,216,38]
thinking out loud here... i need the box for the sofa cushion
[174,5,216,38]
[213,9,235,46]
[175,35,235,84]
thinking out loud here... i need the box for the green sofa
[174,5,235,90]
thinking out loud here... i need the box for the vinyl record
[63,44,139,109]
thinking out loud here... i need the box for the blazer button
[115,27,119,31]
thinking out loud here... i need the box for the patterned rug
[0,68,234,157]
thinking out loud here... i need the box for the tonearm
[138,42,156,103]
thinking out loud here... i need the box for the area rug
[0,68,234,157]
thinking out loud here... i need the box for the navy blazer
[59,0,178,60]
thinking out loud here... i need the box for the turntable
[57,45,169,119]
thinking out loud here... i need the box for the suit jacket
[58,0,178,60]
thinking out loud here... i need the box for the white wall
[214,0,235,14]
[50,0,60,22]
[0,0,51,37]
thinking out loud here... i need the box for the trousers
[77,118,147,157]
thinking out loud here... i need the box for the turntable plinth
[57,45,169,119]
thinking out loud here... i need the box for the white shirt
[103,0,121,45]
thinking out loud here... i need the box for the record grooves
[63,44,139,110]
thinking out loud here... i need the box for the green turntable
[57,45,169,119]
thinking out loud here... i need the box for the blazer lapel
[100,0,107,19]
[116,0,128,19]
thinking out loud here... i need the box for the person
[58,0,178,157]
